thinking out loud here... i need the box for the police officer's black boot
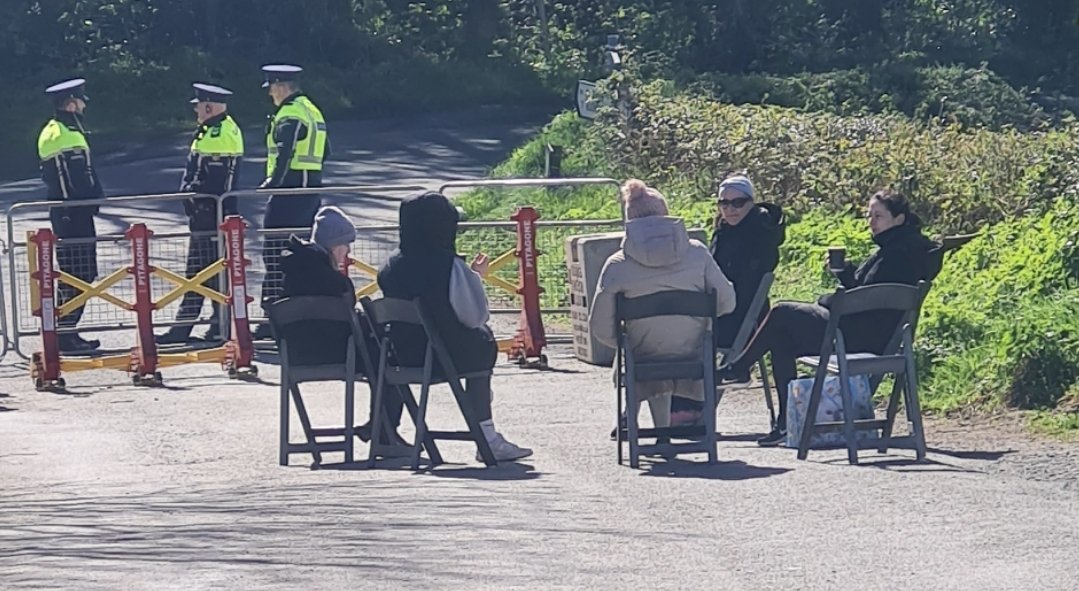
[58,333,100,354]
[203,318,227,343]
[155,325,194,345]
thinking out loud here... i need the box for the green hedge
[699,63,1047,130]
[466,82,1079,236]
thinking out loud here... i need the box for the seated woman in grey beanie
[278,205,408,449]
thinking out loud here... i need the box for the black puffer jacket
[820,215,943,353]
[710,203,785,346]
[277,235,362,367]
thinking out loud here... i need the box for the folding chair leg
[878,377,904,454]
[448,378,496,467]
[836,372,860,465]
[279,378,290,466]
[616,373,624,466]
[704,382,718,465]
[344,375,355,465]
[399,385,443,465]
[368,350,389,469]
[903,355,928,462]
[759,358,777,431]
[412,380,433,471]
[627,384,640,469]
[798,365,829,461]
[290,385,323,466]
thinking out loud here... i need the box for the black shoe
[202,322,227,343]
[717,363,751,384]
[251,323,274,341]
[155,327,193,345]
[356,422,410,448]
[757,428,787,447]
[58,333,100,353]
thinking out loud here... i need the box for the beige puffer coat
[589,216,736,403]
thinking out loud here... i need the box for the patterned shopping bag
[785,374,878,448]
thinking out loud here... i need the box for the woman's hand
[470,253,490,277]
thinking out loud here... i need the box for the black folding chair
[615,289,718,468]
[268,294,363,467]
[716,272,777,429]
[795,281,932,464]
[361,296,498,470]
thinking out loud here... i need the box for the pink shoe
[669,409,702,427]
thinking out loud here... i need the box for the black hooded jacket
[277,235,359,366]
[710,203,786,345]
[820,214,943,353]
[377,192,497,373]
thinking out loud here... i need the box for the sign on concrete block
[576,80,606,120]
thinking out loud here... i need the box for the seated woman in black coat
[720,190,942,447]
[278,205,408,449]
[377,192,532,462]
[710,174,785,348]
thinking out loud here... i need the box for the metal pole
[534,0,552,64]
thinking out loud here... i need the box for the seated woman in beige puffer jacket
[589,179,737,428]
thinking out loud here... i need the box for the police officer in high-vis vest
[254,64,329,338]
[38,78,103,353]
[157,83,244,345]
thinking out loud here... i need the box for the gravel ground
[0,347,1077,590]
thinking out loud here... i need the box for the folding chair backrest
[615,289,717,323]
[414,298,467,380]
[268,294,358,329]
[361,296,423,328]
[269,294,363,372]
[361,295,468,380]
[727,272,774,355]
[827,282,929,318]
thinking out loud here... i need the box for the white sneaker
[477,432,533,463]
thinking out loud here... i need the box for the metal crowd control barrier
[28,216,256,391]
[5,179,620,378]
[438,177,622,367]
[0,238,9,359]
[219,184,428,329]
[6,192,225,359]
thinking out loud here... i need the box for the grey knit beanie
[310,206,356,249]
[718,175,755,200]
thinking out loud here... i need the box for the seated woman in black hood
[278,205,408,450]
[377,192,532,463]
[719,190,942,447]
[710,174,785,347]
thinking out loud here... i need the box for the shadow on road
[641,458,791,480]
[927,446,1016,461]
[416,461,543,481]
[0,478,558,583]
[816,454,985,474]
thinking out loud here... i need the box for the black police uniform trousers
[174,224,223,330]
[50,208,98,329]
[260,170,322,311]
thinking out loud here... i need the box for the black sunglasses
[718,196,752,209]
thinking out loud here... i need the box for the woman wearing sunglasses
[718,189,942,447]
[710,175,786,349]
